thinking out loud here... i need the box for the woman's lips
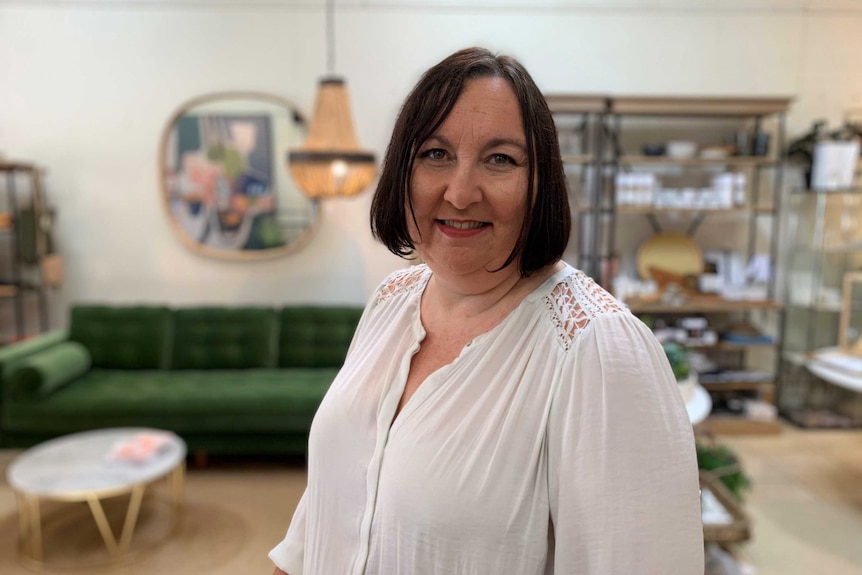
[436,219,490,238]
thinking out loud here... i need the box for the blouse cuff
[268,537,303,575]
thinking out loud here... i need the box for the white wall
[1,0,862,329]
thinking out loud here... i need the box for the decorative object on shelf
[636,231,704,283]
[287,0,375,199]
[786,118,861,189]
[662,341,691,381]
[811,140,860,191]
[666,140,697,159]
[696,440,751,503]
[160,92,319,260]
[662,341,698,406]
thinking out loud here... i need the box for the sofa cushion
[279,306,363,368]
[172,308,277,369]
[0,330,68,376]
[2,369,335,434]
[5,342,91,398]
[70,306,171,369]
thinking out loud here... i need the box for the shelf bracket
[686,213,707,237]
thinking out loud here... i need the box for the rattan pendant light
[288,0,376,198]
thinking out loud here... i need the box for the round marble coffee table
[6,427,187,565]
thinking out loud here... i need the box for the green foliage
[661,341,690,381]
[696,441,752,502]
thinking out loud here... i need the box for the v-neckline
[386,264,573,433]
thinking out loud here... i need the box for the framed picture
[160,92,319,260]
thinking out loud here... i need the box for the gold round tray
[636,232,703,280]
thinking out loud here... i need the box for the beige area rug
[0,450,307,575]
[744,497,862,575]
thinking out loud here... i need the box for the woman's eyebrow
[422,134,450,147]
[485,137,527,153]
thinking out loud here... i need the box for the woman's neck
[423,261,564,322]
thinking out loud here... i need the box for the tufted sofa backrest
[70,306,172,369]
[171,307,278,369]
[278,307,364,368]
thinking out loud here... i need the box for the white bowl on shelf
[667,140,698,159]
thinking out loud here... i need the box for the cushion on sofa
[172,307,277,369]
[279,306,363,368]
[70,306,172,369]
[0,330,68,375]
[5,342,91,398]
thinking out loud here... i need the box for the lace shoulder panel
[375,265,429,305]
[544,270,627,351]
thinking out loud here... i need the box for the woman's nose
[442,165,482,210]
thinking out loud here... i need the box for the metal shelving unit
[587,96,792,434]
[545,94,608,281]
[1,162,52,345]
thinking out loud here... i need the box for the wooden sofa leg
[193,450,208,468]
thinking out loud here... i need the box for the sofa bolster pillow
[6,342,92,397]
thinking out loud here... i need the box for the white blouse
[270,264,703,574]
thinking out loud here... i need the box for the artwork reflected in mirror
[161,92,318,259]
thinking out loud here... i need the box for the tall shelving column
[545,94,609,280]
[599,96,792,435]
[0,162,51,345]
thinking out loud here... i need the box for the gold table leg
[86,483,149,560]
[16,492,28,550]
[87,494,121,559]
[170,462,186,515]
[119,484,146,553]
[17,493,43,561]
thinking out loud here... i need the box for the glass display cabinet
[779,189,862,427]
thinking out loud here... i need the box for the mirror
[160,92,318,260]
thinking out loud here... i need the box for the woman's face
[409,76,529,282]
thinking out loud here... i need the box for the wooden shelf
[561,154,595,164]
[786,301,843,313]
[618,155,777,167]
[0,284,19,298]
[625,296,782,314]
[545,94,608,114]
[689,341,776,351]
[696,416,783,435]
[617,205,774,215]
[610,96,792,117]
[701,381,775,393]
[0,161,38,172]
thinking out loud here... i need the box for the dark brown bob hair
[370,47,571,277]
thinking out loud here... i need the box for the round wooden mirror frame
[158,92,320,260]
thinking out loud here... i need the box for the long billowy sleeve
[547,312,704,574]
[268,488,307,574]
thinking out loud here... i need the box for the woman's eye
[422,149,447,160]
[490,153,515,165]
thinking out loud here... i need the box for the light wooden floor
[0,425,860,574]
[720,426,862,574]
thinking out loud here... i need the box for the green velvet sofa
[0,305,363,456]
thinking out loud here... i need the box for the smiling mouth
[439,219,489,230]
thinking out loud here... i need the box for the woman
[270,47,703,574]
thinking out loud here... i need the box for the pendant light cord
[326,0,335,75]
